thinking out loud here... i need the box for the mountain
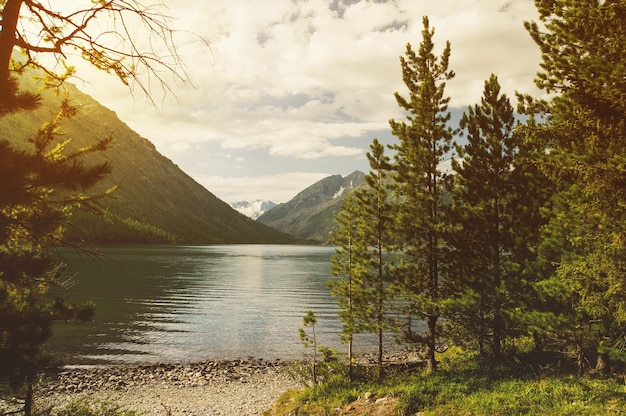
[257,171,366,243]
[1,76,294,245]
[230,200,277,220]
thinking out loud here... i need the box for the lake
[47,244,379,366]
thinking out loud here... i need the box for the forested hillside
[1,76,294,244]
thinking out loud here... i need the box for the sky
[68,0,544,204]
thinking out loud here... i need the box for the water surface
[48,244,377,365]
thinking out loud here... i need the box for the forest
[283,2,626,414]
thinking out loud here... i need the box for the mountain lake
[46,244,383,366]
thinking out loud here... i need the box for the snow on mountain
[332,186,346,199]
[230,200,277,220]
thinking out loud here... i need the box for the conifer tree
[522,0,626,373]
[0,101,111,413]
[0,3,189,411]
[330,139,395,370]
[388,17,455,372]
[329,193,365,378]
[448,74,549,359]
[354,139,395,366]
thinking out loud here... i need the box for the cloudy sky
[71,0,543,204]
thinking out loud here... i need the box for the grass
[265,350,626,416]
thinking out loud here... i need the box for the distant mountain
[1,76,294,245]
[257,171,366,243]
[230,200,277,220]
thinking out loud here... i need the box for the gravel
[35,359,301,415]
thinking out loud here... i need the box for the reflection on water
[47,245,378,365]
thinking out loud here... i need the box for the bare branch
[2,0,196,106]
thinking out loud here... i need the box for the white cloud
[66,0,544,203]
[194,172,330,204]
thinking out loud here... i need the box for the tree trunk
[377,326,383,367]
[425,314,437,372]
[576,340,584,377]
[24,381,33,416]
[0,0,24,90]
[596,351,610,375]
[348,333,353,381]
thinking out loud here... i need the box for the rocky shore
[35,358,301,415]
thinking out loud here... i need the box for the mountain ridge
[1,76,295,244]
[257,171,366,243]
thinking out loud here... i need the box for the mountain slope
[257,171,366,243]
[1,77,293,244]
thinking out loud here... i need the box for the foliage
[388,16,456,372]
[0,2,199,415]
[299,310,321,386]
[0,99,112,414]
[329,140,396,372]
[520,0,626,374]
[329,193,364,375]
[445,74,551,359]
[353,139,396,366]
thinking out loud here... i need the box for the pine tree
[522,0,626,374]
[0,101,111,413]
[447,74,550,359]
[388,17,454,372]
[329,139,395,371]
[0,2,188,412]
[329,193,365,378]
[354,139,395,366]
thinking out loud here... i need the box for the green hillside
[1,77,294,244]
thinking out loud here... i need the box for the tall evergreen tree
[330,139,395,370]
[0,101,111,413]
[329,193,365,379]
[0,3,189,411]
[522,0,626,373]
[354,139,395,366]
[388,17,454,372]
[448,74,549,359]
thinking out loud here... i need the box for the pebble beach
[34,359,301,415]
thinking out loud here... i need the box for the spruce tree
[0,101,111,413]
[354,139,395,366]
[448,74,549,359]
[0,2,188,412]
[388,17,454,372]
[330,139,395,370]
[522,0,626,373]
[329,193,365,378]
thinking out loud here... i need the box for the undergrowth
[265,349,626,416]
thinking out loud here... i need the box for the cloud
[67,0,544,202]
[194,171,331,204]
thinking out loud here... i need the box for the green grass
[266,352,626,416]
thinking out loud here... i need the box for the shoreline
[36,358,301,415]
